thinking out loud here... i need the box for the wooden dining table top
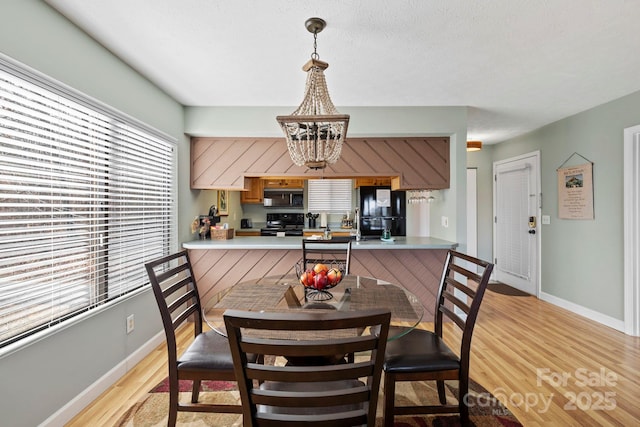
[202,274,425,341]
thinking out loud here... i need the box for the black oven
[260,213,304,236]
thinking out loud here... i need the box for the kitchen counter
[183,236,457,250]
[184,235,456,319]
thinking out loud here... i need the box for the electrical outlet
[126,314,135,334]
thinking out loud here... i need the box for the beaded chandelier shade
[276,18,350,170]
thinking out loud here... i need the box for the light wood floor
[66,289,640,426]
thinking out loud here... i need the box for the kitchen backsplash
[241,202,350,229]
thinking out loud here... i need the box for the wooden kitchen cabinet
[354,177,392,188]
[240,177,264,204]
[235,230,260,236]
[263,178,304,189]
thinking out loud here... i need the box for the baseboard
[539,291,625,332]
[40,331,165,427]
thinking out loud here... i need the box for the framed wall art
[557,153,594,220]
[217,189,229,216]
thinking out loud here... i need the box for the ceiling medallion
[276,17,350,170]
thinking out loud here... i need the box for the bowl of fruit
[295,260,345,301]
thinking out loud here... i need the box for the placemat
[214,282,288,311]
[348,285,418,322]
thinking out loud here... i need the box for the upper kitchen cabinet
[190,137,449,190]
[263,178,304,189]
[353,177,392,188]
[240,177,264,204]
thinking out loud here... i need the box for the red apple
[314,273,328,290]
[299,271,310,286]
[313,263,329,275]
[300,269,316,287]
[327,268,342,285]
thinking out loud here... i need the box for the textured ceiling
[44,0,640,144]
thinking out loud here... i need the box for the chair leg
[459,377,470,426]
[436,379,447,404]
[168,381,179,427]
[383,372,396,427]
[191,379,201,403]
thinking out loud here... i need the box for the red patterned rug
[116,376,522,426]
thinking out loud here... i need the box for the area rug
[487,281,530,297]
[115,376,522,426]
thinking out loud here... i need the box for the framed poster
[557,162,594,219]
[217,189,229,215]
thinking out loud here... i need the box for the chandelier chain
[311,30,319,60]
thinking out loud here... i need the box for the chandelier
[276,17,350,170]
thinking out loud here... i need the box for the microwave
[263,190,304,208]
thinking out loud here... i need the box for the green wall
[483,91,640,323]
[467,146,494,262]
[0,2,187,426]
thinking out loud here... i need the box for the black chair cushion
[383,327,460,374]
[178,330,240,371]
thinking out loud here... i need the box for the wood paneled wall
[190,137,449,190]
[188,248,448,319]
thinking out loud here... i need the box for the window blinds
[0,58,176,348]
[307,179,353,213]
[496,166,530,279]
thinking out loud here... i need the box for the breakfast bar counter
[184,236,457,319]
[182,236,457,250]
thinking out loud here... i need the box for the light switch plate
[542,215,551,225]
[441,216,449,228]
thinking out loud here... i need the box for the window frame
[0,54,177,351]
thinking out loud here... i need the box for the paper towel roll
[320,212,327,228]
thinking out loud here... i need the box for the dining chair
[224,308,391,427]
[382,250,494,427]
[145,250,257,426]
[302,236,352,274]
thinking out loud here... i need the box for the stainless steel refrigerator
[359,186,406,236]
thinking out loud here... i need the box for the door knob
[528,229,536,234]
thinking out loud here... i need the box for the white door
[493,152,540,295]
[467,168,477,258]
[624,125,640,336]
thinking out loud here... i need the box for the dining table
[202,273,425,341]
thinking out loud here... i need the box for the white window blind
[496,166,530,279]
[307,179,353,213]
[0,57,176,348]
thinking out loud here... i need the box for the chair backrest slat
[434,250,494,367]
[302,237,352,274]
[441,291,471,316]
[224,308,390,427]
[145,251,204,349]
